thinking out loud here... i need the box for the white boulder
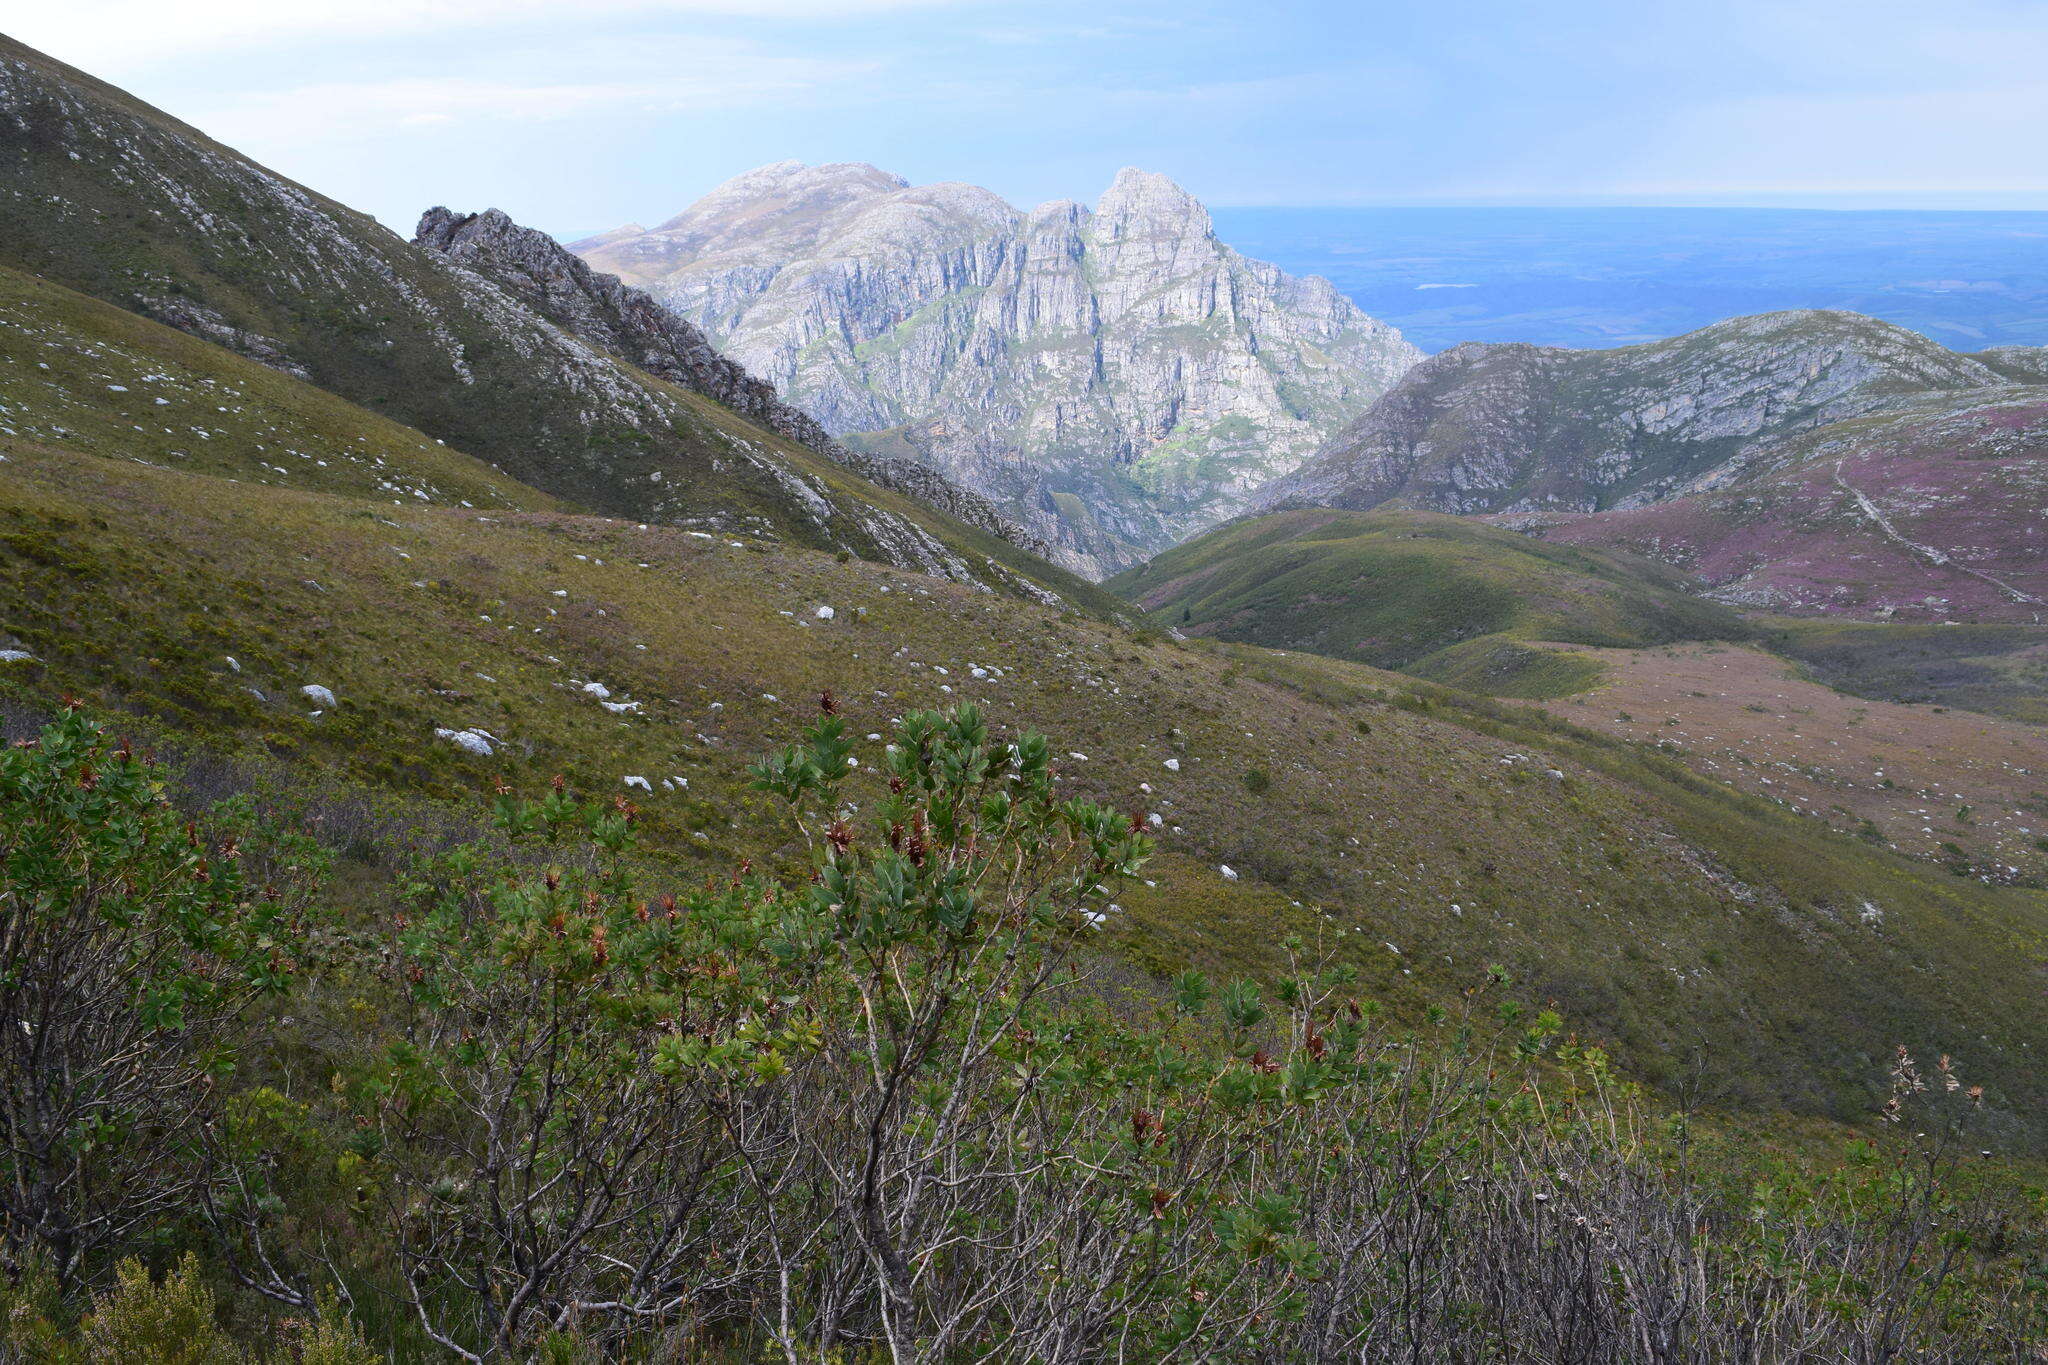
[435,727,496,757]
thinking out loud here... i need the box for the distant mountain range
[572,163,1420,576]
[1260,310,2011,516]
[1244,311,2048,625]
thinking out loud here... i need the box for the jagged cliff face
[1261,311,2004,517]
[412,207,1049,557]
[575,162,1420,576]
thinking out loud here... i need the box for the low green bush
[0,705,2039,1359]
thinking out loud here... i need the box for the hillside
[3,22,2046,1357]
[6,409,2046,1149]
[1527,388,2048,622]
[1762,617,2048,723]
[1260,310,2003,518]
[1110,508,1747,697]
[1979,343,2048,383]
[0,262,553,513]
[1528,638,2048,880]
[0,36,1097,606]
[574,162,1421,575]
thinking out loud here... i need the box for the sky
[14,0,2048,234]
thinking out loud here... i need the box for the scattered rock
[435,727,496,757]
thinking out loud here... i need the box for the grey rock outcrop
[414,207,1046,554]
[1260,310,2005,517]
[1977,344,2048,384]
[576,163,1420,576]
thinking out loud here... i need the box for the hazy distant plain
[1209,207,2048,353]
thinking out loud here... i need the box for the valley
[0,21,2042,1358]
[1,18,2042,1156]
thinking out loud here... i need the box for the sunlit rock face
[575,163,1420,577]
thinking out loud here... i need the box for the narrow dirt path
[1832,458,2041,605]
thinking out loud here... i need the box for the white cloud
[12,0,960,72]
[188,52,877,145]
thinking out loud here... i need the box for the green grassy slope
[0,36,1107,611]
[3,419,2044,1149]
[1111,508,1746,697]
[0,262,556,512]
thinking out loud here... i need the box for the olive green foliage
[0,705,2041,1359]
[345,703,1169,1356]
[0,709,326,1286]
[76,1255,242,1365]
[6,427,2047,1146]
[0,1255,376,1364]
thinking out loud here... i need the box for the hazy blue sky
[16,0,2048,232]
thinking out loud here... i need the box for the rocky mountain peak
[573,162,921,285]
[413,205,1048,558]
[653,159,907,232]
[845,181,1021,244]
[1029,198,1088,222]
[1093,167,1212,239]
[575,164,1418,575]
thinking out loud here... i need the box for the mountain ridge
[0,36,1094,606]
[412,205,1050,556]
[1258,309,2003,519]
[1225,306,2048,626]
